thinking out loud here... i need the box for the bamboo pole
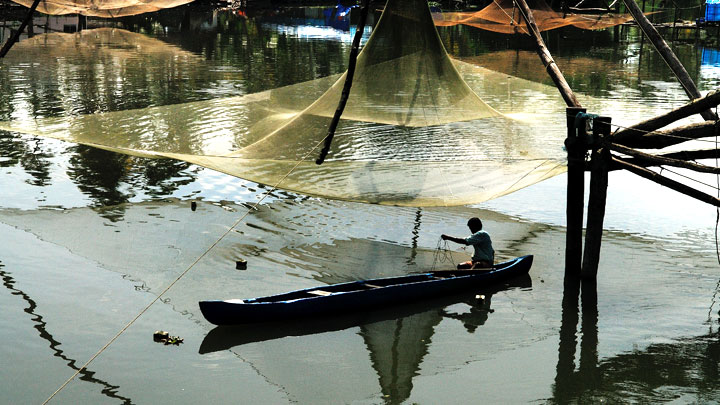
[0,0,42,58]
[581,117,611,280]
[515,0,582,108]
[612,156,720,206]
[613,90,720,144]
[621,0,717,121]
[608,142,720,173]
[316,0,370,165]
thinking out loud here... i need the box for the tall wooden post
[565,107,587,279]
[581,117,611,280]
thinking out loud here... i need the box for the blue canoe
[199,255,533,325]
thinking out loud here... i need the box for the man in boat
[441,217,494,270]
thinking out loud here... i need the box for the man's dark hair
[467,217,483,232]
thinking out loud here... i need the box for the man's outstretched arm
[441,234,469,245]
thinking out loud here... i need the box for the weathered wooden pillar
[565,107,587,278]
[581,117,611,280]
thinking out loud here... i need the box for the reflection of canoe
[198,273,531,353]
[199,255,533,325]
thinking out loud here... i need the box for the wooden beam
[621,0,717,121]
[613,90,720,144]
[612,156,720,206]
[608,143,720,173]
[0,0,42,58]
[609,148,720,170]
[515,0,582,108]
[614,121,716,149]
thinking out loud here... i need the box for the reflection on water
[200,274,531,404]
[553,279,720,403]
[0,262,132,404]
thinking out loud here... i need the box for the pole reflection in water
[554,278,581,402]
[553,277,720,402]
[553,278,598,402]
[0,262,132,404]
[406,208,422,266]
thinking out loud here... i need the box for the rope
[42,124,338,405]
[494,0,519,25]
[655,165,720,191]
[431,238,457,271]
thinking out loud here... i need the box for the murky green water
[1,6,720,404]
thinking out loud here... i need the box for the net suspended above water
[8,0,195,17]
[433,0,637,34]
[0,0,575,206]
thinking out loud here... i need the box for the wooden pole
[610,148,720,169]
[613,89,720,144]
[515,0,582,108]
[612,156,720,206]
[581,117,611,280]
[621,0,717,121]
[608,142,720,173]
[0,0,42,58]
[614,120,716,149]
[566,107,587,278]
[316,0,370,165]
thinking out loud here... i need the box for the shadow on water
[552,279,720,403]
[0,261,133,404]
[200,273,531,403]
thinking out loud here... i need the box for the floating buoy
[235,259,247,270]
[191,201,197,211]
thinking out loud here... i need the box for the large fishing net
[433,0,636,34]
[8,0,195,17]
[0,0,573,206]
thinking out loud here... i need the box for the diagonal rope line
[640,164,720,191]
[42,129,336,405]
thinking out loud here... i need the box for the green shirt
[465,230,494,262]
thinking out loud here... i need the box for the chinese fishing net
[0,0,572,206]
[8,0,195,17]
[432,0,637,34]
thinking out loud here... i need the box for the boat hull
[199,255,533,325]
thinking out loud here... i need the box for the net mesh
[432,0,637,34]
[0,0,574,206]
[8,0,195,17]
